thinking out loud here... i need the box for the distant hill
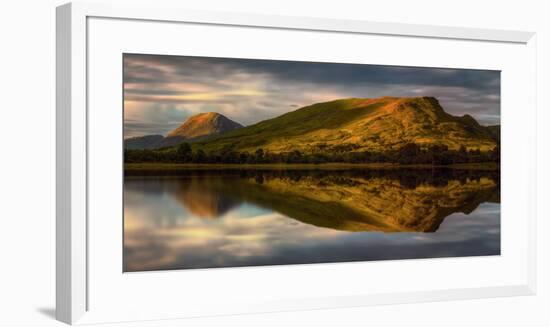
[124,134,165,150]
[167,112,243,139]
[193,97,499,153]
[125,112,243,149]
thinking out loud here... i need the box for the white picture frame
[56,2,537,325]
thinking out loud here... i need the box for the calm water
[123,169,500,272]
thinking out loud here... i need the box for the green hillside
[192,97,498,154]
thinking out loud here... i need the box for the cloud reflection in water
[123,170,500,271]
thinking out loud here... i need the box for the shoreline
[124,162,500,171]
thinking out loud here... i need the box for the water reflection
[124,169,500,271]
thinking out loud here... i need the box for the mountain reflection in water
[124,169,500,271]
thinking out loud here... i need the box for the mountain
[194,97,499,153]
[167,112,243,139]
[125,112,243,149]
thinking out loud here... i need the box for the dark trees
[124,142,499,165]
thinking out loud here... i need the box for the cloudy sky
[123,54,500,138]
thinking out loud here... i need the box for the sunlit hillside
[194,96,498,153]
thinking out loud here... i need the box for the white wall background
[0,0,547,326]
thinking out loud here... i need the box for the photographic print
[123,54,500,272]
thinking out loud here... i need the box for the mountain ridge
[193,96,499,154]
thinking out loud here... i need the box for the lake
[123,168,500,272]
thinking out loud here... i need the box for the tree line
[124,142,500,165]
